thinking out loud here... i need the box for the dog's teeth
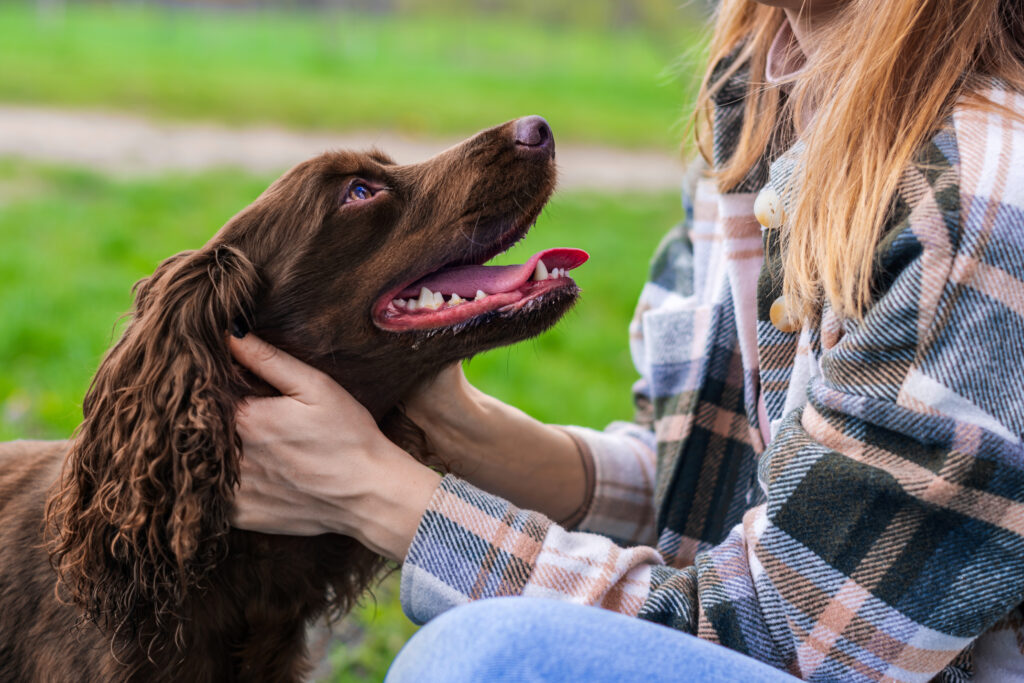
[433,291,445,308]
[418,287,442,310]
[532,260,549,282]
[392,298,407,308]
[407,299,418,311]
[448,293,465,306]
[475,290,488,300]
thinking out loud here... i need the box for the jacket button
[770,295,799,333]
[754,186,785,229]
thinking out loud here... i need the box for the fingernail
[231,317,249,339]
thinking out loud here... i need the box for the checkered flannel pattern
[400,63,1024,681]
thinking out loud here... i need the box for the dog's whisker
[456,215,488,250]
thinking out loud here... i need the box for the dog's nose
[514,116,555,158]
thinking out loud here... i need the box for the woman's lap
[385,597,797,682]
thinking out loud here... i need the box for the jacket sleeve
[400,474,664,625]
[563,421,658,546]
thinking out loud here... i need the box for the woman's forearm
[405,366,589,524]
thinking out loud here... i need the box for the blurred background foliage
[0,1,708,679]
[1,1,707,147]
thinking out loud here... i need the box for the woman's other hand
[228,333,440,562]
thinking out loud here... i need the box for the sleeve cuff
[550,426,596,529]
[561,424,658,546]
[400,474,552,625]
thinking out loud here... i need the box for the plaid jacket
[400,59,1024,681]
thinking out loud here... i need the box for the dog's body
[1,439,371,682]
[0,117,585,682]
[3,441,350,682]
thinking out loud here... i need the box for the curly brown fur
[1,118,568,682]
[47,246,259,647]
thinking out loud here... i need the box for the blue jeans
[386,598,798,682]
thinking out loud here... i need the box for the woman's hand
[404,363,590,525]
[228,334,441,562]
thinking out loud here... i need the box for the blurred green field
[0,159,679,680]
[0,3,704,148]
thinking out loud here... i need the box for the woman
[229,0,1024,680]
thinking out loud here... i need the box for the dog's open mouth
[374,247,588,332]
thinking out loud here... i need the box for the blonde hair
[694,0,1024,320]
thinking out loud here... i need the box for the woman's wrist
[334,443,442,562]
[425,394,588,520]
[404,363,591,523]
[408,367,558,470]
[407,367,499,458]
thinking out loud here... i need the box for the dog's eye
[346,182,374,203]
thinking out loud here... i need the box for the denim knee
[385,598,557,682]
[385,597,797,683]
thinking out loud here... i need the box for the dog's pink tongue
[399,248,588,299]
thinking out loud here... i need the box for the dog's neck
[322,359,439,422]
[249,323,460,424]
[239,365,419,422]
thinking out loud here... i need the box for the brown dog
[0,116,587,682]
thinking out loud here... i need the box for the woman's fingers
[228,333,327,404]
[234,395,287,435]
[225,335,439,555]
[229,333,377,448]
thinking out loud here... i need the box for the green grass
[0,161,679,679]
[0,3,705,148]
[325,575,420,683]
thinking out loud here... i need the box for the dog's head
[47,117,586,645]
[219,115,585,413]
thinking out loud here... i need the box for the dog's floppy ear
[47,244,260,644]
